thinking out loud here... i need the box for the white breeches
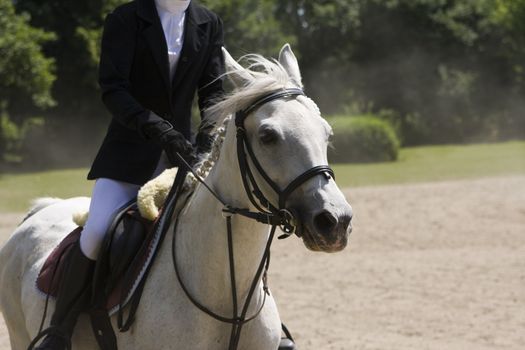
[79,179,140,260]
[79,158,168,260]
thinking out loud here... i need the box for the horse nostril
[313,210,338,234]
[341,213,352,232]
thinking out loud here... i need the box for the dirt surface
[1,176,524,349]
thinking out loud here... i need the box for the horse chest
[114,269,281,350]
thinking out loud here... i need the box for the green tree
[8,0,128,168]
[203,0,294,58]
[277,0,525,144]
[0,0,55,162]
[7,0,524,166]
[486,0,525,137]
[14,0,127,120]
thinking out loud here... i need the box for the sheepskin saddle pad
[36,203,155,314]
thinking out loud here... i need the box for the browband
[235,88,305,126]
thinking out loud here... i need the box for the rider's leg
[79,179,142,260]
[33,179,141,350]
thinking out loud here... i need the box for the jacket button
[182,56,188,62]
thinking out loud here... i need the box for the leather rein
[171,88,335,350]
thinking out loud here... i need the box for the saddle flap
[36,228,82,297]
[106,210,151,293]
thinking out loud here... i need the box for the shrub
[327,115,400,163]
[0,108,45,164]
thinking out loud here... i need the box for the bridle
[233,88,335,237]
[171,88,335,349]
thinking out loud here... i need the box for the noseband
[232,88,335,237]
[171,88,335,350]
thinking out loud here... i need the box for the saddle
[36,202,155,314]
[36,201,174,350]
[37,166,191,350]
[36,167,183,313]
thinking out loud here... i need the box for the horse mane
[192,51,323,179]
[205,54,294,125]
[187,54,295,181]
[193,53,322,181]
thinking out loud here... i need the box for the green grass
[333,141,525,188]
[0,141,524,212]
[0,169,92,212]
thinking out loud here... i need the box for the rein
[171,88,335,350]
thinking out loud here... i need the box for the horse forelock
[192,54,292,177]
[205,54,293,125]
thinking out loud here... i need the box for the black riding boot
[32,242,95,350]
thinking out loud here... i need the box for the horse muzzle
[294,207,353,253]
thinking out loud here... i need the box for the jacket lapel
[171,2,210,91]
[137,0,171,94]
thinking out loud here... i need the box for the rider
[32,0,298,348]
[32,0,223,348]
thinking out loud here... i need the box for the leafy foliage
[2,0,525,166]
[0,110,44,163]
[277,0,525,144]
[203,0,294,57]
[0,0,55,162]
[13,0,128,119]
[328,115,400,163]
[0,0,56,110]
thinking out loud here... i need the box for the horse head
[214,44,353,253]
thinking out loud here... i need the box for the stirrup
[279,338,297,350]
[27,326,72,350]
[279,323,297,350]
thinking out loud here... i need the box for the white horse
[0,44,353,350]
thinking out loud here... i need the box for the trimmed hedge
[327,115,400,163]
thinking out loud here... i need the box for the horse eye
[328,131,334,143]
[259,128,279,145]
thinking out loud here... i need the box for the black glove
[141,116,197,167]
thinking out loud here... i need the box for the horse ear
[278,44,303,88]
[221,47,254,88]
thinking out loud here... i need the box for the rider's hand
[141,113,197,167]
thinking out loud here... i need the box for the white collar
[155,0,190,14]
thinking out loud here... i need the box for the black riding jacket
[88,0,224,185]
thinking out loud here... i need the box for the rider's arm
[98,12,164,135]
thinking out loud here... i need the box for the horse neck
[173,126,271,310]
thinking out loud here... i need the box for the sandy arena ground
[1,176,524,349]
